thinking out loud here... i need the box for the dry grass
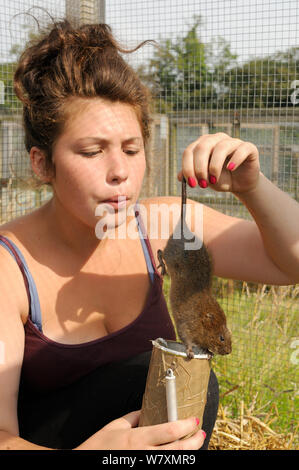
[209,402,298,450]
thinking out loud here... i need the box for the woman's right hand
[74,410,206,450]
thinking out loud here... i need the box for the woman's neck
[40,196,137,260]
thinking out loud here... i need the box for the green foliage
[0,62,19,112]
[140,15,299,112]
[0,25,41,113]
[140,16,214,111]
[219,48,299,109]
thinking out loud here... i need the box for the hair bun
[79,23,119,50]
[45,20,126,53]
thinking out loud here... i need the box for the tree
[139,16,298,111]
[219,47,299,109]
[0,24,39,113]
[138,16,238,112]
[0,62,19,112]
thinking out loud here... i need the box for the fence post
[232,111,240,139]
[96,0,106,22]
[272,125,280,186]
[169,120,177,196]
[66,0,105,25]
[295,151,299,200]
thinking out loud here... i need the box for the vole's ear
[203,312,214,325]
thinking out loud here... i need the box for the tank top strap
[134,201,157,283]
[0,235,43,332]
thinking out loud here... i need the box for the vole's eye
[220,335,225,342]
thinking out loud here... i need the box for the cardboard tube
[139,338,212,435]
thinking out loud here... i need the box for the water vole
[157,177,232,358]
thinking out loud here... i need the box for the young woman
[0,20,298,451]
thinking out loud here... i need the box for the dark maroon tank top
[0,205,175,395]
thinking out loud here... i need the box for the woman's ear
[29,146,53,183]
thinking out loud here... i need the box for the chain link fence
[0,0,298,447]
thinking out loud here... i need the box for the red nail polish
[199,179,208,188]
[227,162,235,171]
[209,175,217,184]
[188,177,197,188]
[202,431,206,439]
[195,417,200,426]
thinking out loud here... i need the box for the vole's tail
[181,177,187,237]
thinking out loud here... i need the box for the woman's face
[50,98,146,234]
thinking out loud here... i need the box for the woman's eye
[81,150,102,157]
[124,149,139,156]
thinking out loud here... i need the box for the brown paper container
[139,338,212,434]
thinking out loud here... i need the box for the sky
[0,0,298,64]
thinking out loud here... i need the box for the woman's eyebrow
[74,136,142,143]
[124,137,143,143]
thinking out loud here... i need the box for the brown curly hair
[13,19,153,183]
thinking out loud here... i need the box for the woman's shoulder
[138,195,190,216]
[139,194,208,212]
[0,215,33,323]
[137,196,181,240]
[138,195,219,238]
[0,215,29,246]
[137,195,210,253]
[139,195,179,204]
[0,204,50,266]
[0,209,39,247]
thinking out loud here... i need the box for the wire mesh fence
[0,0,298,447]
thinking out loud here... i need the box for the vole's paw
[186,347,195,359]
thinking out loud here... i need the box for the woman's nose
[105,151,129,184]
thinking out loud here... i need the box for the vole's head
[207,320,232,355]
[195,298,232,355]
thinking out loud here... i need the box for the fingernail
[227,162,235,171]
[195,417,200,426]
[209,175,217,184]
[199,179,208,188]
[202,431,206,440]
[188,177,197,188]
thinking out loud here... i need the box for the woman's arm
[0,249,36,448]
[0,412,205,450]
[201,202,297,285]
[75,411,205,450]
[232,172,299,283]
[0,431,52,450]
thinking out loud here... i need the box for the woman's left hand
[177,132,260,194]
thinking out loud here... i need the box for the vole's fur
[157,178,232,358]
